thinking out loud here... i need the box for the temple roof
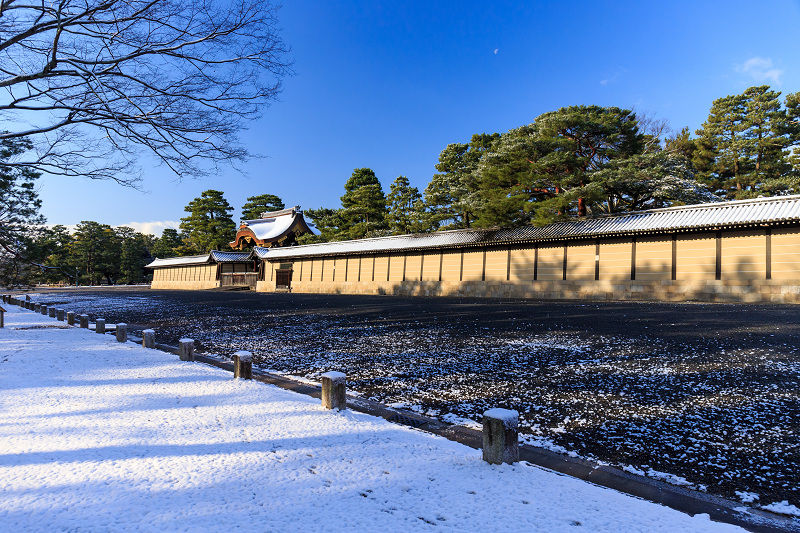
[230,206,317,249]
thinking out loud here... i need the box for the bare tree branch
[0,0,291,184]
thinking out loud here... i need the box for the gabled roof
[257,195,800,261]
[230,206,318,249]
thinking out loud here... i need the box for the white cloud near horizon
[735,57,784,86]
[47,220,179,236]
[121,220,180,237]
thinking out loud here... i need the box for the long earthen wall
[256,227,800,303]
[151,264,220,290]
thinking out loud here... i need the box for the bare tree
[0,0,291,185]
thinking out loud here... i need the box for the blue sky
[37,0,800,235]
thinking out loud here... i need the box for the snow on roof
[232,206,318,249]
[241,213,300,241]
[147,251,252,269]
[145,254,212,268]
[260,195,800,261]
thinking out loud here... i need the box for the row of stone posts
[1,293,520,465]
[2,293,160,350]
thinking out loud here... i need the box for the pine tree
[784,92,800,174]
[695,93,750,197]
[70,221,120,285]
[151,228,185,258]
[117,228,153,284]
[387,176,425,235]
[664,127,696,160]
[179,190,236,253]
[0,137,44,255]
[742,86,790,187]
[424,133,499,229]
[241,194,285,220]
[339,168,388,239]
[299,207,344,243]
[476,106,645,226]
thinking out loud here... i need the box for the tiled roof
[258,195,800,260]
[147,251,252,268]
[209,251,252,263]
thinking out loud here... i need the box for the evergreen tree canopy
[117,228,153,284]
[70,221,120,285]
[339,168,388,239]
[424,133,499,230]
[694,86,800,198]
[241,194,285,220]
[151,228,185,258]
[299,207,344,244]
[476,106,649,226]
[0,137,44,255]
[179,190,236,253]
[387,176,425,235]
[787,92,800,173]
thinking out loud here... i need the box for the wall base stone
[151,280,221,290]
[256,278,800,304]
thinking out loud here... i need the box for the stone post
[116,323,127,343]
[320,371,347,411]
[79,314,89,328]
[48,307,56,318]
[66,312,75,325]
[95,318,106,334]
[482,408,519,465]
[56,309,65,321]
[34,303,41,313]
[40,305,48,316]
[142,329,155,349]
[233,351,253,379]
[178,338,194,361]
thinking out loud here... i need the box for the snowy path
[0,305,746,532]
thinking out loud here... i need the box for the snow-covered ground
[27,290,800,509]
[0,304,752,532]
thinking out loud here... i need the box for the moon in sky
[494,49,498,54]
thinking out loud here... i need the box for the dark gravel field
[28,287,800,515]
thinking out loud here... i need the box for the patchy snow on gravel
[0,304,755,532]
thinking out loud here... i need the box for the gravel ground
[25,287,800,513]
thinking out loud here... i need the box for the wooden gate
[220,273,258,289]
[275,269,292,290]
